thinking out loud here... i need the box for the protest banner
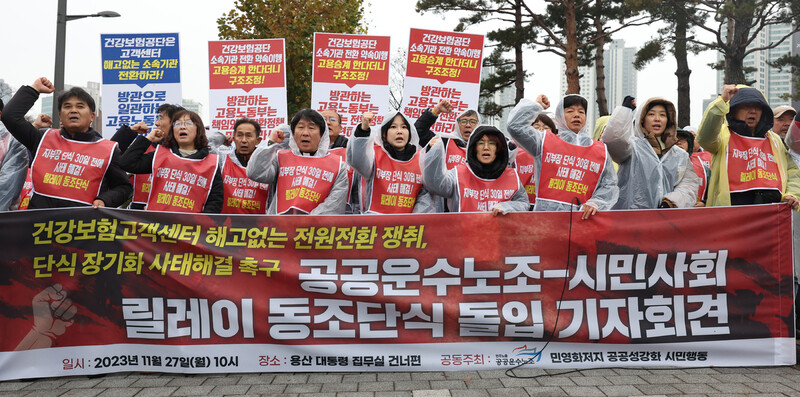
[310,33,391,137]
[0,205,794,380]
[101,33,182,139]
[208,39,288,138]
[400,29,484,135]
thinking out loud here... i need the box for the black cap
[676,129,694,155]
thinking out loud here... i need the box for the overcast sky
[0,0,719,125]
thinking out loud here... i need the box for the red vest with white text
[221,154,270,214]
[445,139,467,170]
[130,144,156,205]
[31,129,116,205]
[146,146,219,213]
[367,145,423,213]
[17,168,33,210]
[455,165,519,212]
[515,149,537,205]
[694,151,712,169]
[726,131,782,193]
[690,153,708,202]
[536,133,607,206]
[275,150,341,214]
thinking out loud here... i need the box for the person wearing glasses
[414,99,480,169]
[120,110,223,213]
[321,109,348,149]
[424,124,528,214]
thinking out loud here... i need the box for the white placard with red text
[311,33,391,137]
[400,29,484,135]
[208,39,288,138]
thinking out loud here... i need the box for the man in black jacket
[0,77,132,209]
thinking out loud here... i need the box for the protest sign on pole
[208,39,288,138]
[311,33,391,137]
[0,205,794,380]
[400,29,484,135]
[100,33,182,139]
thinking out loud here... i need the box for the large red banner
[0,205,794,379]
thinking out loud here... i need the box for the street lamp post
[53,0,120,128]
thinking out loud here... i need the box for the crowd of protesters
[1,77,799,219]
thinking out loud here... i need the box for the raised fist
[31,77,55,94]
[146,127,165,143]
[721,84,738,103]
[131,121,150,134]
[361,112,374,130]
[32,113,53,129]
[269,127,286,144]
[536,94,550,110]
[434,99,453,115]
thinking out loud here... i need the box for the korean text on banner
[0,205,794,381]
[400,29,484,135]
[100,33,182,139]
[311,33,391,137]
[208,39,288,137]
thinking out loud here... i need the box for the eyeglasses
[326,117,339,123]
[458,119,479,126]
[173,121,195,127]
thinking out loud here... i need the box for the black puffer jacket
[0,86,132,208]
[121,136,223,213]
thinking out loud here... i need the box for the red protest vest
[536,133,607,206]
[695,151,712,169]
[327,147,355,202]
[455,165,520,212]
[221,154,270,214]
[515,149,537,205]
[690,153,708,202]
[445,139,467,170]
[31,129,116,205]
[17,168,33,210]
[146,146,219,213]
[130,144,156,205]
[726,131,782,193]
[276,150,341,214]
[366,145,423,213]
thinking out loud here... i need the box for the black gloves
[622,96,636,110]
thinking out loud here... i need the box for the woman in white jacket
[601,97,700,209]
[346,111,433,213]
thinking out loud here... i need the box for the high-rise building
[559,39,638,132]
[182,99,203,115]
[715,23,797,109]
[479,65,517,133]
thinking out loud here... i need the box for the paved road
[2,346,799,396]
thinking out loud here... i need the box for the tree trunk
[514,0,524,103]
[563,0,580,94]
[593,1,608,116]
[673,7,691,127]
[723,14,753,85]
